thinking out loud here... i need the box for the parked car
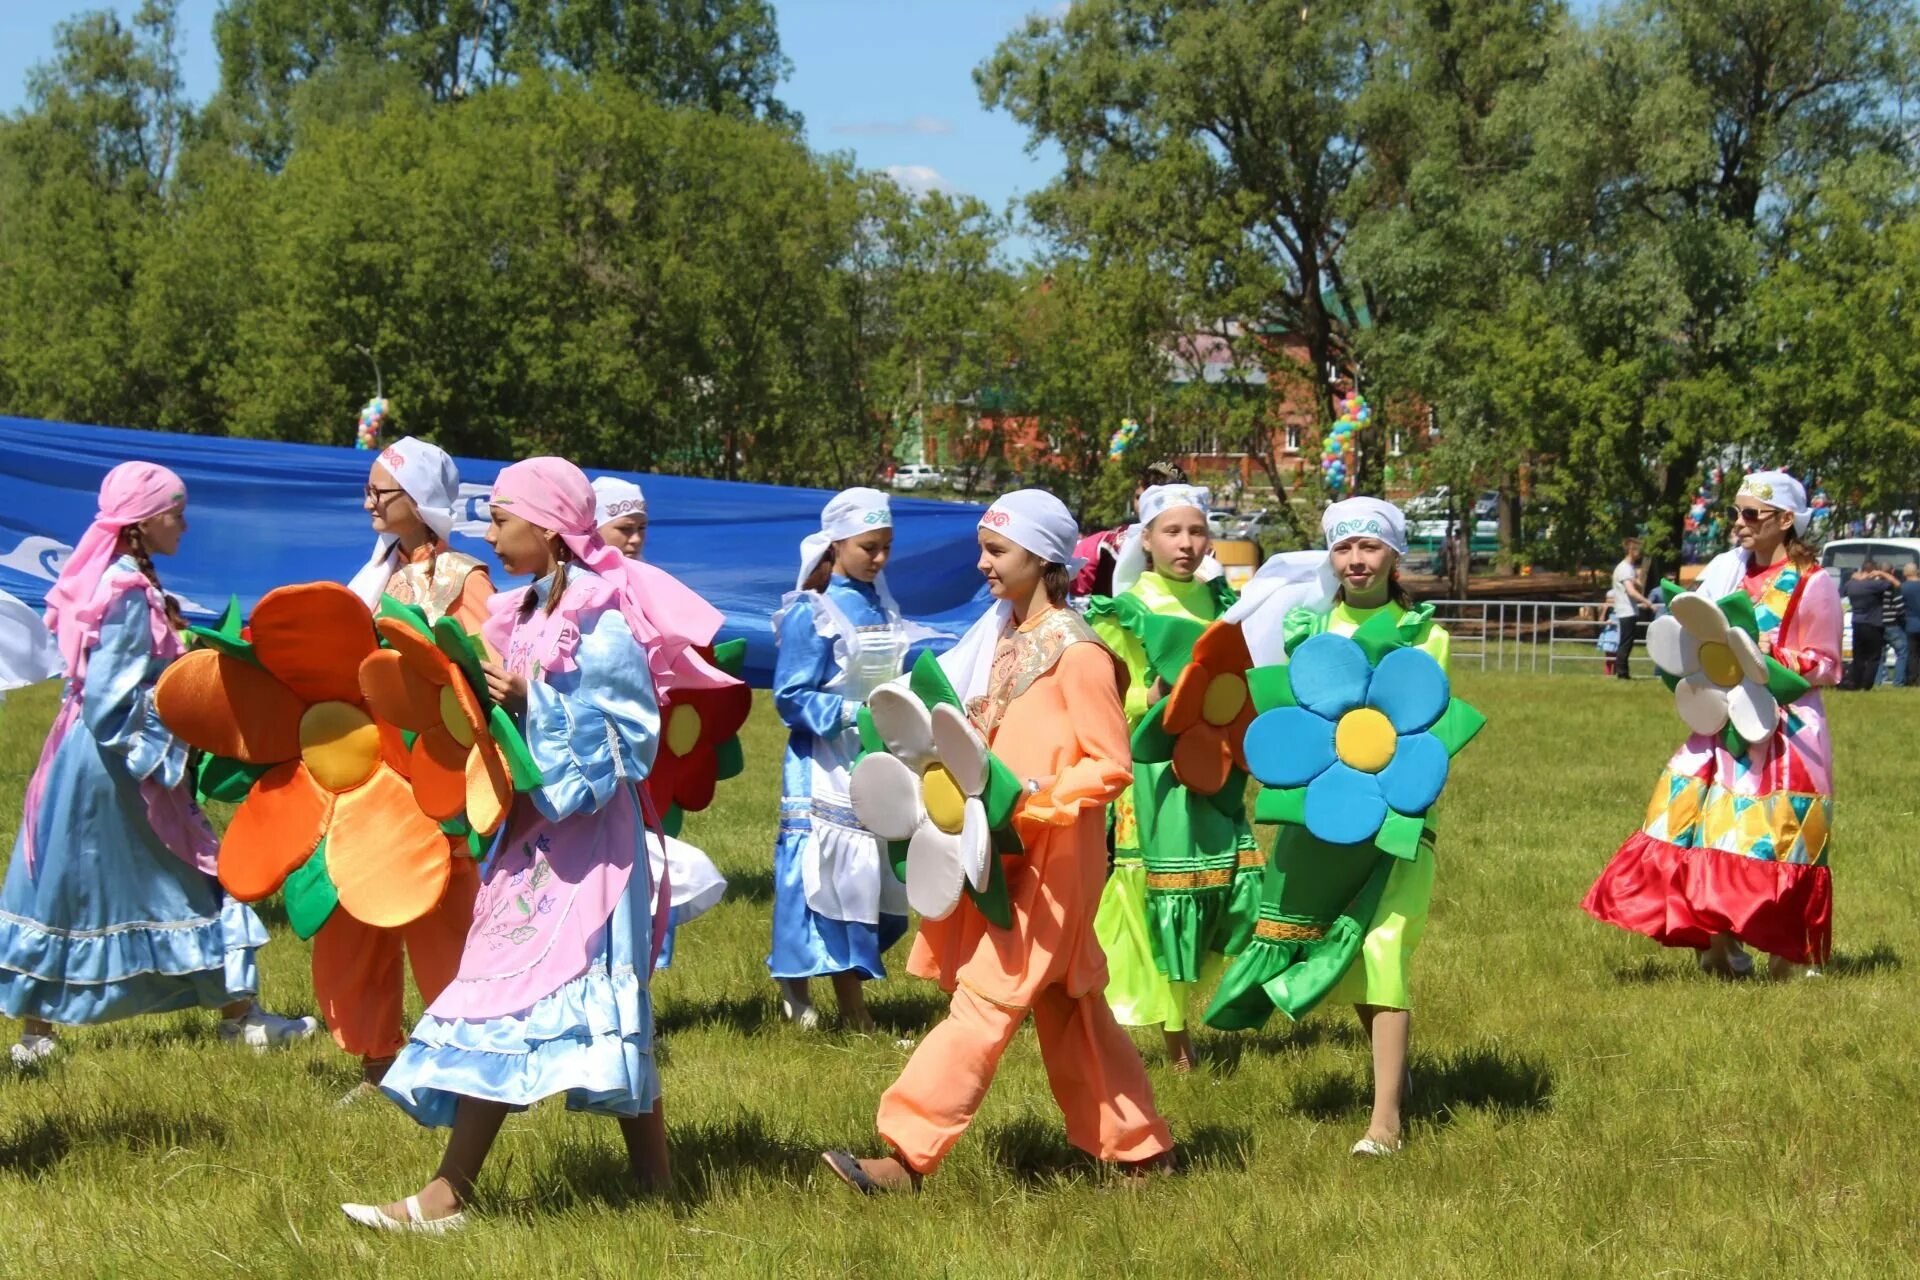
[1206,510,1238,540]
[891,464,946,492]
[1821,536,1920,664]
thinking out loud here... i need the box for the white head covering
[795,487,893,592]
[1321,496,1408,555]
[1113,483,1212,595]
[591,476,647,528]
[979,489,1079,566]
[1738,470,1811,535]
[346,436,464,607]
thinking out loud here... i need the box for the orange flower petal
[327,764,452,929]
[155,650,304,764]
[249,583,377,705]
[375,617,454,685]
[218,762,333,900]
[1163,667,1209,735]
[465,738,513,837]
[1172,723,1232,795]
[1227,703,1257,774]
[1192,620,1252,674]
[443,667,488,736]
[377,719,413,778]
[410,727,470,821]
[358,648,442,731]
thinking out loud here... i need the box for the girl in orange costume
[326,436,489,1099]
[822,490,1174,1192]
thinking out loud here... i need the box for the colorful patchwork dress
[380,566,662,1125]
[1583,555,1841,963]
[1207,599,1449,1027]
[1087,570,1259,1031]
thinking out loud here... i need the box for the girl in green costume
[1087,484,1259,1071]
[1208,497,1455,1157]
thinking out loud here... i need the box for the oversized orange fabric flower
[154,583,451,931]
[359,614,516,838]
[1154,620,1257,795]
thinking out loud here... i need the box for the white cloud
[883,164,960,199]
[830,115,955,137]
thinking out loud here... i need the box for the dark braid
[516,536,574,619]
[123,526,186,634]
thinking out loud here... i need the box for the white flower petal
[904,821,965,920]
[1646,615,1689,676]
[1669,593,1731,644]
[960,796,991,892]
[1726,627,1769,686]
[868,686,935,770]
[1674,674,1731,736]
[849,753,925,841]
[1727,680,1778,743]
[930,702,989,797]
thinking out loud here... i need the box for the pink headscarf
[482,457,728,697]
[42,462,188,683]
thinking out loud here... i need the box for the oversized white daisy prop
[1646,589,1811,751]
[847,653,1025,925]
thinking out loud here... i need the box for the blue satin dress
[767,577,909,981]
[0,577,265,1024]
[381,574,661,1126]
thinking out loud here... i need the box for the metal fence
[1424,598,1620,675]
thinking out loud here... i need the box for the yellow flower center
[666,703,703,758]
[1697,641,1742,689]
[1333,707,1397,774]
[299,700,380,793]
[1200,672,1248,726]
[439,685,475,747]
[922,763,967,835]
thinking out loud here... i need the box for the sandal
[821,1150,920,1195]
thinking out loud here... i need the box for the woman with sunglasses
[1583,470,1842,980]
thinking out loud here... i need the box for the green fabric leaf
[964,851,1014,929]
[714,735,745,781]
[1722,723,1749,759]
[711,638,747,677]
[1206,576,1239,614]
[1659,578,1686,602]
[1254,785,1307,826]
[661,805,685,838]
[1714,591,1761,641]
[1350,608,1410,667]
[431,617,492,711]
[466,828,488,859]
[1395,601,1438,645]
[855,706,883,757]
[1659,670,1680,693]
[376,595,434,637]
[283,842,339,940]
[187,595,261,665]
[1130,700,1176,763]
[1428,698,1488,757]
[1764,655,1812,705]
[982,751,1024,829]
[887,837,909,883]
[908,649,962,711]
[489,705,543,790]
[1246,663,1296,713]
[1138,613,1209,684]
[439,815,472,837]
[1376,810,1426,861]
[196,754,269,805]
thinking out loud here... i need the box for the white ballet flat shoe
[340,1195,466,1234]
[1350,1136,1403,1157]
[9,1033,56,1068]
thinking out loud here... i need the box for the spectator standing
[1877,566,1908,686]
[1609,538,1654,679]
[1842,560,1895,690]
[1901,564,1920,687]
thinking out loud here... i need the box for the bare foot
[1163,1029,1196,1073]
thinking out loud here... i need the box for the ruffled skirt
[1583,831,1832,964]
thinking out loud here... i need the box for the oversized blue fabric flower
[1241,622,1484,855]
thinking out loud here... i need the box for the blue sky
[0,1,1065,253]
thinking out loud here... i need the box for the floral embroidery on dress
[480,834,559,950]
[965,607,1104,737]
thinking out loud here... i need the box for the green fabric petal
[714,735,745,781]
[1764,655,1812,705]
[1349,608,1410,667]
[855,706,883,758]
[1716,591,1761,641]
[1375,810,1426,861]
[982,751,1024,829]
[197,754,270,805]
[1722,723,1749,758]
[438,815,472,837]
[1660,669,1680,693]
[283,841,339,940]
[1254,785,1307,826]
[1427,697,1488,757]
[1246,664,1296,714]
[908,649,962,711]
[711,638,747,677]
[187,595,261,666]
[1130,700,1176,764]
[887,837,909,883]
[661,805,685,838]
[489,705,543,791]
[376,595,433,637]
[431,617,492,710]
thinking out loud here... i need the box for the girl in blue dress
[0,462,315,1064]
[769,488,914,1031]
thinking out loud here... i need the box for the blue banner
[0,416,994,686]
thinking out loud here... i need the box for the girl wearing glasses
[1584,470,1842,980]
[327,437,493,1101]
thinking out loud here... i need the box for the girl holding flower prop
[1209,498,1479,1157]
[1085,483,1258,1072]
[822,491,1173,1195]
[1583,470,1842,980]
[344,457,721,1232]
[0,465,315,1064]
[768,489,917,1032]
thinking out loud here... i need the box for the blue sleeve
[772,599,850,738]
[81,588,189,788]
[522,607,660,824]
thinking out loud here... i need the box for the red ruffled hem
[1582,831,1831,964]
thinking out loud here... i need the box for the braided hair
[516,536,574,621]
[122,524,186,635]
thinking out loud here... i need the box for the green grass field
[0,673,1914,1277]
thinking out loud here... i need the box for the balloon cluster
[1320,390,1371,498]
[1107,417,1141,463]
[356,396,389,451]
